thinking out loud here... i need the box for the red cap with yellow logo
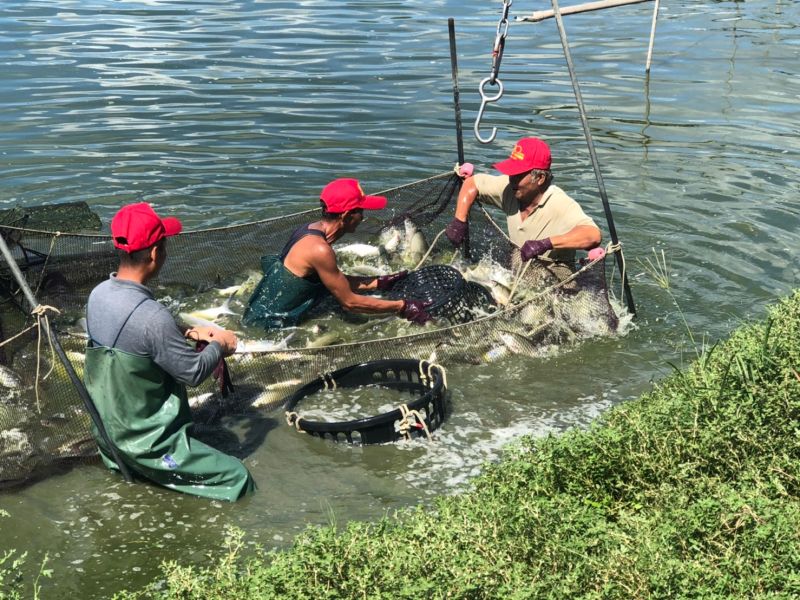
[320,178,387,213]
[493,137,552,176]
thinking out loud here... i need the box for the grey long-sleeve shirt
[86,274,223,387]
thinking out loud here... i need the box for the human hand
[186,326,238,356]
[445,218,468,247]
[520,238,554,261]
[400,299,433,325]
[453,162,474,178]
[376,270,409,291]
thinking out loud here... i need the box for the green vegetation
[110,290,800,599]
[0,511,51,600]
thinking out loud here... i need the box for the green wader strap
[242,254,329,329]
[84,345,255,502]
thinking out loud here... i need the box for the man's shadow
[189,383,282,460]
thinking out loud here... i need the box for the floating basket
[386,265,496,324]
[283,359,448,444]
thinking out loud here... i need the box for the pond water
[1,0,799,596]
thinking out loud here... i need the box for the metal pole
[448,18,465,166]
[521,0,652,22]
[0,232,134,482]
[645,0,660,73]
[448,18,471,260]
[550,0,636,315]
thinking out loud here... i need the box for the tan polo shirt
[473,174,597,262]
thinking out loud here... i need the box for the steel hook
[474,76,504,144]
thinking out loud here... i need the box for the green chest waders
[242,254,329,329]
[84,345,255,502]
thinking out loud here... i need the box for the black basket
[386,265,496,324]
[283,359,448,444]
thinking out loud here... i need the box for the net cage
[0,172,622,487]
[385,265,496,324]
[283,359,448,445]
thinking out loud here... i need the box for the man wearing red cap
[446,137,601,265]
[244,178,431,329]
[84,202,255,501]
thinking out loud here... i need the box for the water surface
[1,0,799,596]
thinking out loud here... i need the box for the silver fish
[185,295,238,321]
[0,366,22,389]
[379,227,402,254]
[215,284,242,296]
[334,243,381,258]
[234,332,296,354]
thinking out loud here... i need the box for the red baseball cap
[320,178,387,213]
[493,137,552,176]
[110,202,182,253]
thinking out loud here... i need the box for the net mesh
[0,172,622,486]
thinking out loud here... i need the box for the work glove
[453,162,474,178]
[376,270,409,291]
[520,238,553,261]
[400,299,433,325]
[195,340,235,397]
[445,218,468,247]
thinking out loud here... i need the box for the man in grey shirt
[84,202,255,501]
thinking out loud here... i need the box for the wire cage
[283,359,448,444]
[386,264,496,324]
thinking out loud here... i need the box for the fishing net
[0,172,624,486]
[385,265,496,324]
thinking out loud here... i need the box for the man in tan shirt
[446,137,601,264]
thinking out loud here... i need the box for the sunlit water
[2,0,800,596]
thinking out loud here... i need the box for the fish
[0,428,32,459]
[188,392,215,408]
[482,345,510,363]
[250,379,303,409]
[404,231,429,266]
[215,284,242,296]
[306,332,342,348]
[234,332,296,354]
[498,330,539,357]
[178,312,224,330]
[185,294,238,321]
[379,227,402,254]
[344,264,387,278]
[265,378,302,392]
[334,243,381,258]
[0,366,22,389]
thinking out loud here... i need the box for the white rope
[397,403,432,442]
[412,228,447,271]
[31,304,61,414]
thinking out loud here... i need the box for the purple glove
[195,340,234,397]
[400,299,433,325]
[376,270,408,291]
[520,238,553,261]
[445,218,468,247]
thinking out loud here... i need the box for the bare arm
[311,244,404,314]
[550,224,602,251]
[345,275,378,292]
[454,176,479,222]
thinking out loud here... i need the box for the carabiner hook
[474,76,504,144]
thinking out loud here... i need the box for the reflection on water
[2,0,800,595]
